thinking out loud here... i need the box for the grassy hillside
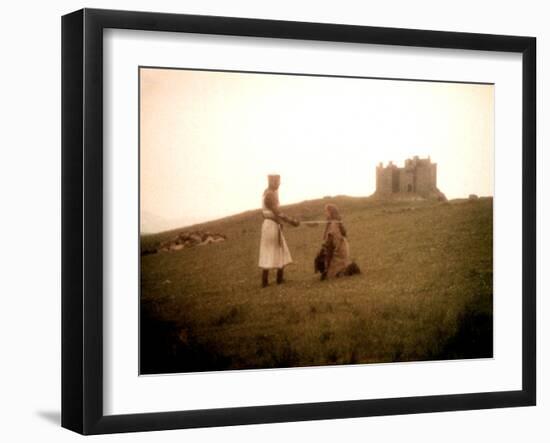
[140,196,493,374]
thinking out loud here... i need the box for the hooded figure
[315,204,361,280]
[258,175,299,287]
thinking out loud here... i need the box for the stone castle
[375,156,446,201]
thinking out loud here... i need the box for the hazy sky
[140,68,494,233]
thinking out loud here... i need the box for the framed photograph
[61,8,536,435]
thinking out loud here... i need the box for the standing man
[258,174,300,287]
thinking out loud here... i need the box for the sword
[300,220,343,227]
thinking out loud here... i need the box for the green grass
[140,196,493,373]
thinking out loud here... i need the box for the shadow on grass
[432,292,493,361]
[140,308,232,375]
[140,291,493,374]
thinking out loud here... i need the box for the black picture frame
[62,8,536,435]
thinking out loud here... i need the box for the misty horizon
[141,188,494,234]
[140,68,494,234]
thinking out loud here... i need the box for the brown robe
[323,221,352,278]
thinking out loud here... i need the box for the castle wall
[415,164,431,196]
[399,169,415,193]
[376,165,394,195]
[391,168,400,193]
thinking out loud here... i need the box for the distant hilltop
[374,156,447,202]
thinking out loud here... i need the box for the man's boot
[276,268,284,285]
[262,270,269,288]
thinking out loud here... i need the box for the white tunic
[258,194,293,269]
